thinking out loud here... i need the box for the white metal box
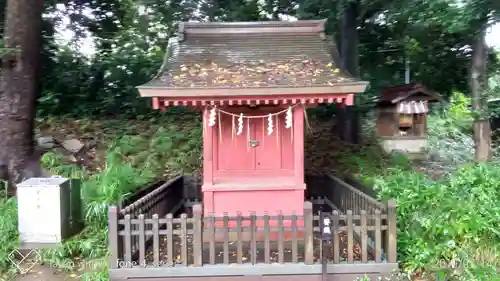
[17,177,83,249]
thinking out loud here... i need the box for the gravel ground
[141,230,374,266]
[9,265,74,281]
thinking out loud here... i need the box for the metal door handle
[248,140,259,147]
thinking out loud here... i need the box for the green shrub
[427,91,475,164]
[340,94,500,280]
[373,164,500,280]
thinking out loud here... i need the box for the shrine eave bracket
[151,93,356,109]
[138,82,368,110]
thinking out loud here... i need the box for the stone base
[380,136,427,154]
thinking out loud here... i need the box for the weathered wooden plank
[209,214,216,265]
[193,205,202,267]
[311,225,388,233]
[223,213,229,264]
[387,200,397,263]
[291,213,298,263]
[304,202,314,265]
[347,210,353,263]
[138,214,146,265]
[250,213,257,265]
[166,213,174,264]
[278,212,284,264]
[375,209,382,263]
[107,206,119,269]
[237,213,243,264]
[181,213,188,266]
[332,211,340,263]
[109,263,399,278]
[124,214,132,266]
[360,210,367,263]
[311,214,388,221]
[152,214,159,266]
[264,213,270,263]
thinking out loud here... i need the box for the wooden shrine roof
[137,20,368,107]
[378,83,442,105]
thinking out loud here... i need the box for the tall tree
[337,0,361,143]
[340,0,359,78]
[471,27,491,161]
[0,0,45,195]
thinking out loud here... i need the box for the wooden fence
[118,180,167,209]
[118,175,184,218]
[108,200,397,269]
[111,176,184,262]
[341,174,378,199]
[327,174,386,215]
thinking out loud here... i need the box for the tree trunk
[470,29,491,162]
[0,0,45,195]
[340,0,359,78]
[337,0,361,144]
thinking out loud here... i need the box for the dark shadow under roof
[138,20,367,92]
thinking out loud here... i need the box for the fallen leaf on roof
[165,59,352,88]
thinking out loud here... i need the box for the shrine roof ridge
[179,20,327,35]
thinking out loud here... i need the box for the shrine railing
[118,175,184,218]
[118,180,167,209]
[327,174,386,214]
[110,175,184,262]
[107,201,397,271]
[342,174,379,199]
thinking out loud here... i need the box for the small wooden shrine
[375,83,441,154]
[137,20,368,220]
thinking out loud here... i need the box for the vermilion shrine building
[137,20,369,219]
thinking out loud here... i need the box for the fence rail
[108,200,397,269]
[118,180,166,209]
[342,175,378,199]
[119,175,183,217]
[110,175,184,264]
[327,174,386,214]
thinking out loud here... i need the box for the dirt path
[8,264,76,281]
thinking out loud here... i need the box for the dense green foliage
[1,0,494,117]
[378,165,500,280]
[342,96,500,281]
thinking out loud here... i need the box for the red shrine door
[254,115,294,173]
[214,110,294,182]
[207,107,304,217]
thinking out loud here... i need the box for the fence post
[304,201,314,265]
[193,204,203,266]
[108,206,119,269]
[386,199,397,263]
